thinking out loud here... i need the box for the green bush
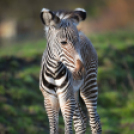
[0,31,134,134]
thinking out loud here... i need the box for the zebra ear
[40,8,61,26]
[72,8,86,25]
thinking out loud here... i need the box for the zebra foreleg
[42,91,60,134]
[73,92,87,134]
[57,86,75,134]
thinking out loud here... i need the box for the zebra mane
[43,8,86,36]
[44,10,74,37]
[55,8,86,21]
[55,10,75,20]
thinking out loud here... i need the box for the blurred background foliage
[0,0,134,134]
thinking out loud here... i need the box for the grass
[0,30,134,134]
[0,40,46,58]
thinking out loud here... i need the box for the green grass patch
[0,30,134,133]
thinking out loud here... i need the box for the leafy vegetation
[0,31,134,134]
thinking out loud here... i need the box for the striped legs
[73,92,87,134]
[57,85,75,134]
[80,88,102,134]
[80,67,102,134]
[42,91,60,134]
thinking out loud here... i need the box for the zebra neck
[46,52,61,74]
[44,55,68,87]
[45,45,66,78]
[43,44,69,87]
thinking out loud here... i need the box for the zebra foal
[39,8,102,134]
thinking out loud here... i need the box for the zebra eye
[61,41,67,45]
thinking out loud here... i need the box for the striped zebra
[39,8,102,134]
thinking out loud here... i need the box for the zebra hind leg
[80,69,102,134]
[80,90,102,134]
[42,91,60,134]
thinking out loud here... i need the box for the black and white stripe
[39,8,102,134]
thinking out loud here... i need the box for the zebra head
[40,8,86,80]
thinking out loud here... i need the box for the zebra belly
[72,79,84,92]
